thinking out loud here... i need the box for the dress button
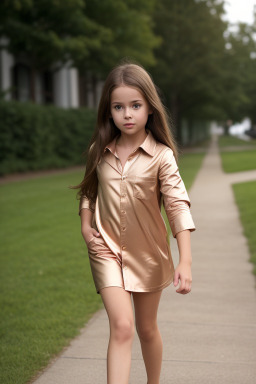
[122,227,126,231]
[121,210,126,214]
[122,246,126,250]
[122,194,126,198]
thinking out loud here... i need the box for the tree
[0,0,159,76]
[150,0,228,142]
[0,0,113,100]
[81,0,160,77]
[224,19,256,127]
[0,0,160,102]
[0,0,112,69]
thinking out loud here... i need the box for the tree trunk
[30,66,36,102]
[170,93,182,145]
[91,74,97,108]
[224,119,232,136]
[188,119,194,144]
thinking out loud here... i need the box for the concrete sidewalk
[32,135,256,384]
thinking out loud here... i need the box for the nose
[124,107,132,119]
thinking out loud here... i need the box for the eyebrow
[111,99,143,105]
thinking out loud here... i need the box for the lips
[124,123,135,127]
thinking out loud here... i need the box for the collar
[104,129,156,157]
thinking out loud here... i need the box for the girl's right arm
[80,208,100,244]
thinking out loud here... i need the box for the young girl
[72,62,196,384]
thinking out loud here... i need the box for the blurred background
[0,0,256,175]
[1,2,256,384]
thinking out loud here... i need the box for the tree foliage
[150,0,228,138]
[0,0,112,69]
[150,0,256,134]
[82,0,159,76]
[0,0,159,73]
[224,20,256,125]
[1,0,256,133]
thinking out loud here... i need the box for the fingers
[173,270,179,287]
[84,229,101,244]
[175,276,192,295]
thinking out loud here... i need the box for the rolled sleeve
[78,195,96,216]
[159,149,196,238]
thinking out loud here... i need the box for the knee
[136,322,158,343]
[111,318,135,343]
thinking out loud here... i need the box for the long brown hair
[70,62,179,203]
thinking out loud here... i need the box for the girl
[72,62,196,384]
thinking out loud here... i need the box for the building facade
[0,37,102,109]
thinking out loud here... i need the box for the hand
[173,262,192,294]
[82,227,101,245]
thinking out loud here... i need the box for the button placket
[120,170,127,266]
[118,151,141,274]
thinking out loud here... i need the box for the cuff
[166,204,196,238]
[78,196,96,215]
[169,214,196,238]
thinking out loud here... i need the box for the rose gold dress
[79,130,196,294]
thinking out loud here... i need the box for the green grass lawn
[183,137,211,149]
[218,135,256,148]
[220,150,256,173]
[218,135,256,173]
[218,137,256,275]
[0,171,102,384]
[178,152,205,190]
[0,151,205,384]
[232,181,256,276]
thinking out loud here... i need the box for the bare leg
[132,290,163,384]
[100,287,135,384]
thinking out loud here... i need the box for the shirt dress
[79,129,196,294]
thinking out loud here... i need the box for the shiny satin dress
[79,130,196,294]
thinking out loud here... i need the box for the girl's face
[110,85,152,137]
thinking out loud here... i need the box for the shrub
[0,101,96,175]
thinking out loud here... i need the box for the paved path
[225,169,256,184]
[32,135,256,384]
[218,145,256,152]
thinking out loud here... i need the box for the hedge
[0,101,96,176]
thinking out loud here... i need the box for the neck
[117,129,148,149]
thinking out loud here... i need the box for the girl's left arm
[174,229,192,294]
[158,148,196,294]
[159,149,196,239]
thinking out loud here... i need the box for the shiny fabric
[79,129,196,294]
[86,235,125,293]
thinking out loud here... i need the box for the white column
[53,64,69,108]
[0,37,14,100]
[86,72,94,108]
[52,62,79,108]
[96,80,104,107]
[69,67,79,108]
[35,71,43,104]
